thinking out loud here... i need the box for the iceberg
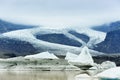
[87,61,116,76]
[24,51,59,59]
[65,52,78,61]
[68,46,94,70]
[76,46,94,65]
[95,67,120,79]
[100,61,116,69]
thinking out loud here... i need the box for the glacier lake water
[0,71,119,80]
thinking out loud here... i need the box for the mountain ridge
[92,21,120,32]
[2,19,120,58]
[94,29,120,53]
[0,19,36,33]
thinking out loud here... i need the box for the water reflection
[0,71,80,80]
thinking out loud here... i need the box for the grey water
[0,71,119,80]
[0,71,79,80]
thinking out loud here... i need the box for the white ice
[24,51,59,59]
[95,67,120,78]
[65,52,78,61]
[68,46,94,66]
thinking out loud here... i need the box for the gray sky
[0,0,120,28]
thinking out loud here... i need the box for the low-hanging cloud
[0,0,120,28]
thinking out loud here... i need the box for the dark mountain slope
[0,19,35,33]
[94,29,120,53]
[92,21,120,32]
[0,37,37,58]
[36,33,82,47]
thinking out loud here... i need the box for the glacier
[1,27,106,49]
[0,26,106,57]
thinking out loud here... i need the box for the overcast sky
[0,0,120,28]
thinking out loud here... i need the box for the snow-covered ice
[95,67,120,79]
[68,46,94,66]
[1,27,106,51]
[76,46,94,65]
[24,51,59,59]
[65,52,78,61]
[74,27,106,45]
[87,61,116,76]
[100,61,116,69]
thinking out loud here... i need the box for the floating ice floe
[95,67,120,79]
[68,46,94,70]
[75,67,120,80]
[87,61,116,76]
[24,51,59,59]
[75,74,91,80]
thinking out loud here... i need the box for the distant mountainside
[36,33,82,47]
[4,19,120,58]
[0,37,37,58]
[0,23,105,58]
[0,19,35,33]
[92,21,120,32]
[94,29,120,53]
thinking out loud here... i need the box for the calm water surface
[0,71,117,80]
[0,71,80,80]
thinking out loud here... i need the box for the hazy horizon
[0,0,120,29]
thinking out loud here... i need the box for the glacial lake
[0,71,118,80]
[0,71,79,80]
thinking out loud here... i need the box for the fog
[0,0,120,28]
